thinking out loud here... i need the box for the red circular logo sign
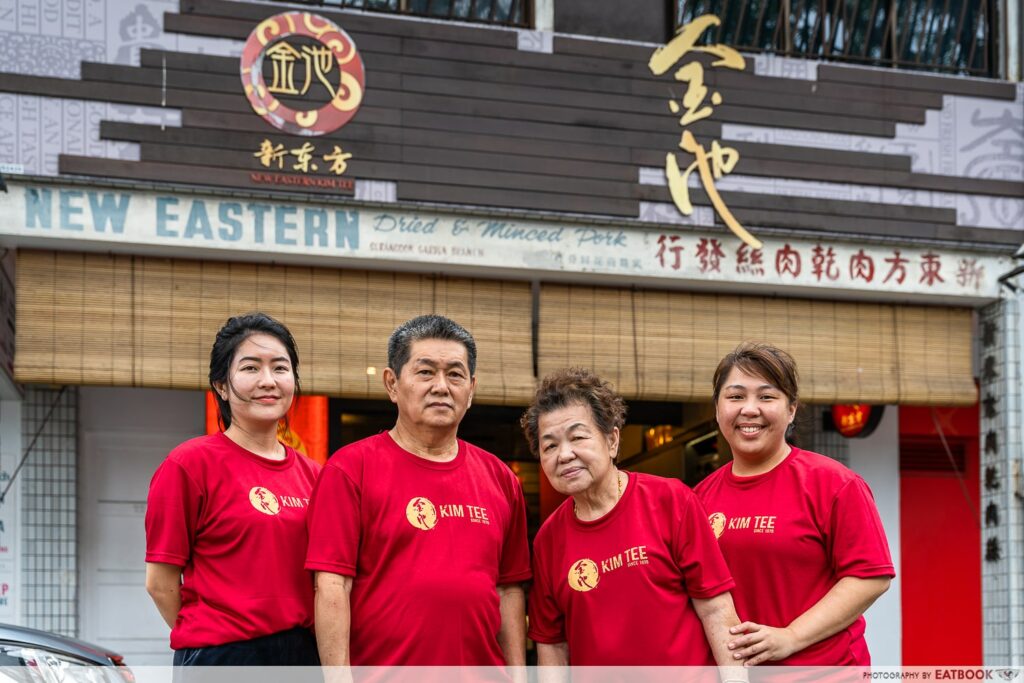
[240,12,365,136]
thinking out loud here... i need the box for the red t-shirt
[145,432,321,650]
[305,432,532,665]
[529,471,735,665]
[694,447,894,665]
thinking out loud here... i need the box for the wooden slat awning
[16,250,536,405]
[538,284,976,405]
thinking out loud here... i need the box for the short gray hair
[387,315,477,376]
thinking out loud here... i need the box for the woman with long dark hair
[145,312,320,665]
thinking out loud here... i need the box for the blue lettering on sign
[184,201,213,240]
[88,192,129,233]
[372,214,435,235]
[479,220,563,243]
[304,209,327,247]
[374,215,396,232]
[156,197,179,237]
[275,206,298,245]
[574,228,627,248]
[59,190,84,231]
[336,210,358,249]
[218,203,242,241]
[25,188,52,229]
[248,203,270,244]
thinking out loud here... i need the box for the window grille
[20,387,78,637]
[675,0,996,77]
[809,406,851,465]
[289,0,530,29]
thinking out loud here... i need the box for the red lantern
[831,404,884,438]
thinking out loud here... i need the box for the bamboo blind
[16,250,536,405]
[538,284,976,406]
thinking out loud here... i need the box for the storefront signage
[240,11,365,136]
[250,137,355,192]
[831,404,884,438]
[0,182,1009,302]
[253,138,353,176]
[650,15,759,248]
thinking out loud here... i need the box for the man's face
[385,338,476,432]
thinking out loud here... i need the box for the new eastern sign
[0,182,1010,303]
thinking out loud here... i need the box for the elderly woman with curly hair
[522,368,742,668]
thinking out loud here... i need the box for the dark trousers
[173,626,320,666]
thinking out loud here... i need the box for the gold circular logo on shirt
[249,486,281,515]
[567,559,600,592]
[708,512,727,538]
[406,497,438,531]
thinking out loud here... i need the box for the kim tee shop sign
[240,11,365,192]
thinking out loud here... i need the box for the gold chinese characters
[649,15,762,249]
[253,139,353,176]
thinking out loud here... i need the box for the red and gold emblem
[405,497,438,531]
[240,11,365,136]
[708,512,726,538]
[249,486,281,515]
[567,559,600,592]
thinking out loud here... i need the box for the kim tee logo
[404,496,492,530]
[709,512,726,539]
[240,11,365,136]
[568,559,600,592]
[249,486,281,515]
[406,497,439,531]
[708,511,777,535]
[568,545,650,592]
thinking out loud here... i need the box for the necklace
[574,470,625,519]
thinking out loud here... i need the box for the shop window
[674,0,997,77]
[311,0,530,28]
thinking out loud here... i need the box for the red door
[899,405,981,665]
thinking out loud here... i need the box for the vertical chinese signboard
[650,15,761,248]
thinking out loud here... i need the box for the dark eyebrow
[238,355,289,363]
[724,384,777,391]
[540,422,589,442]
[412,358,468,371]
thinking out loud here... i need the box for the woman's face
[537,402,619,497]
[715,365,796,462]
[217,333,296,429]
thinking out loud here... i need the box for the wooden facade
[0,0,1020,250]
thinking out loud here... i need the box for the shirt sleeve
[305,462,361,576]
[829,477,896,579]
[497,475,532,584]
[671,484,736,599]
[145,459,200,567]
[527,537,565,644]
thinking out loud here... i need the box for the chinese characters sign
[250,138,355,190]
[649,15,760,249]
[240,12,365,136]
[253,139,353,175]
[652,233,986,292]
